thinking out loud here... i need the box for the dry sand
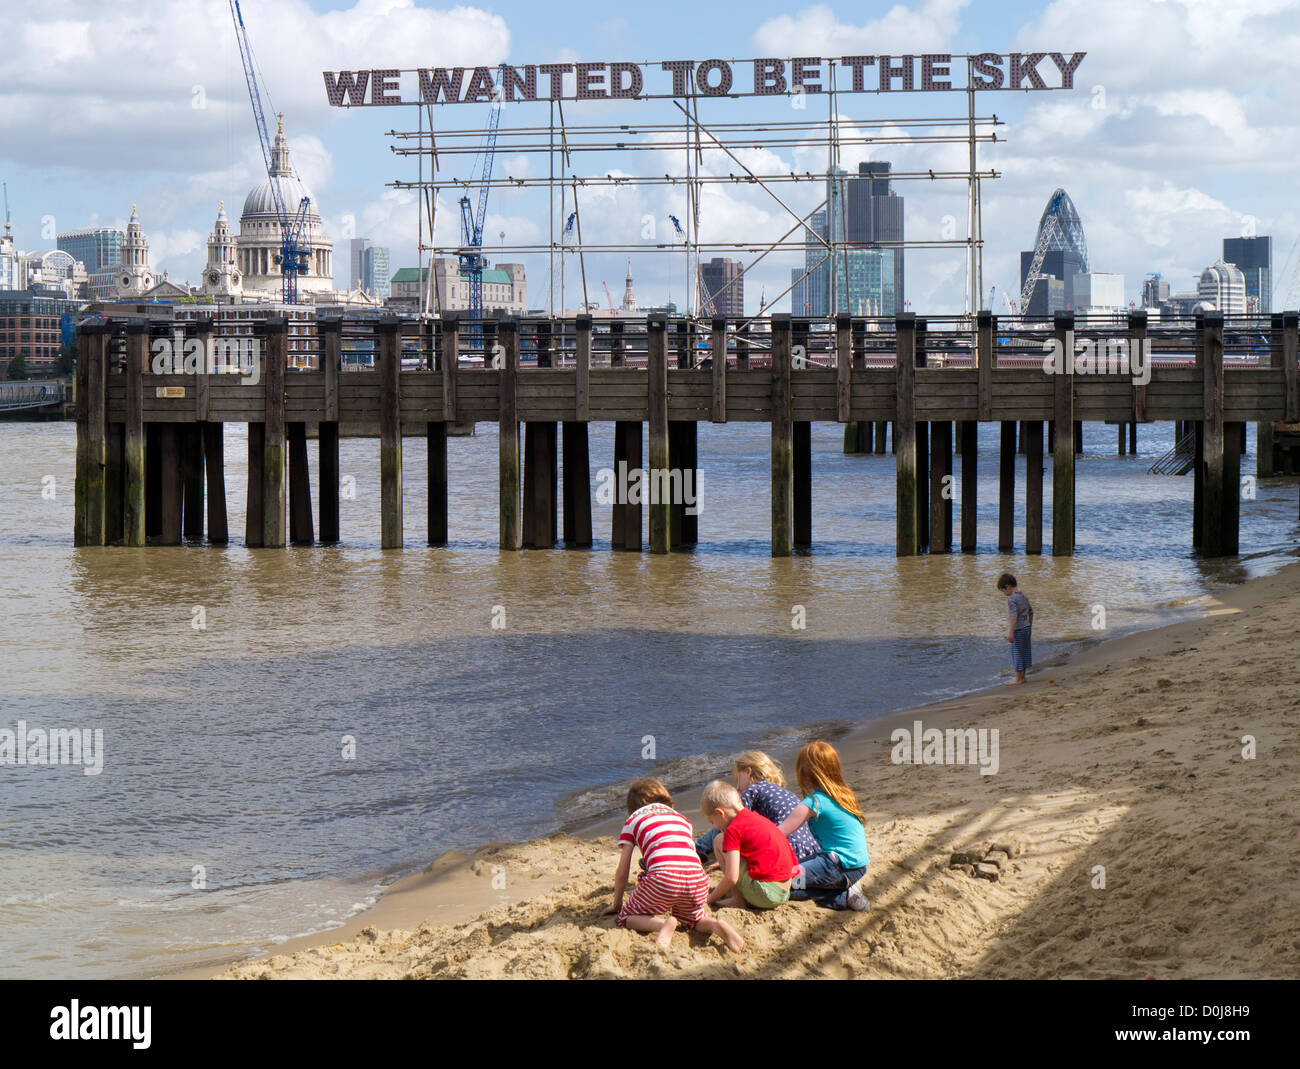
[215,562,1300,979]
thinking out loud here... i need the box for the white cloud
[752,0,972,55]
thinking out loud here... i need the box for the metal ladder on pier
[1148,430,1197,475]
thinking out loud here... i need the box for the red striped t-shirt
[619,804,705,874]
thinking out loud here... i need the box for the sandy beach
[212,560,1300,980]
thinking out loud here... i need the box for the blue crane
[228,0,311,304]
[458,92,503,325]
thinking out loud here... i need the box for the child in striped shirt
[604,778,745,951]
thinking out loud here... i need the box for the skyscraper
[699,257,743,316]
[1222,236,1270,313]
[57,227,124,273]
[790,162,905,317]
[350,237,390,298]
[1019,189,1089,315]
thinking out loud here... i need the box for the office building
[1142,274,1170,309]
[1072,272,1125,312]
[351,238,391,300]
[699,257,743,317]
[388,259,526,316]
[791,162,906,317]
[1019,188,1090,315]
[57,227,124,273]
[1197,260,1246,315]
[0,290,80,372]
[1222,236,1270,313]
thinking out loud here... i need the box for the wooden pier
[72,309,1300,558]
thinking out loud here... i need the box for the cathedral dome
[242,173,319,221]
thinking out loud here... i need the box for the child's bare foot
[721,926,745,952]
[654,917,678,948]
[1003,678,1024,686]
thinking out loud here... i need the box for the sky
[4,0,1300,315]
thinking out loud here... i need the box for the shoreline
[190,556,1300,979]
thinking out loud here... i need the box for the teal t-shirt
[801,790,869,869]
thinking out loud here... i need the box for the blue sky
[5,0,1299,313]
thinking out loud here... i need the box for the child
[998,572,1033,685]
[604,777,744,951]
[778,741,870,911]
[700,780,796,911]
[695,751,821,866]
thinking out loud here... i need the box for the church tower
[115,205,154,297]
[620,259,637,312]
[202,202,242,299]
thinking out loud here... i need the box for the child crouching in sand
[695,751,822,868]
[998,572,1033,685]
[700,780,796,911]
[604,778,744,951]
[779,741,871,912]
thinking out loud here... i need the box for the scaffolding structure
[388,57,1003,326]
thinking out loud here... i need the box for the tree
[6,354,29,381]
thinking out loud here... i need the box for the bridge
[70,309,1299,558]
[0,380,69,417]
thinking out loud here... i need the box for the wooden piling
[182,425,204,540]
[562,315,592,548]
[929,417,952,553]
[159,423,182,545]
[562,421,592,547]
[203,423,228,545]
[1025,421,1044,555]
[1224,419,1242,555]
[794,419,811,549]
[648,315,671,554]
[105,418,124,546]
[875,421,887,454]
[711,317,727,422]
[998,421,1015,552]
[319,317,341,544]
[261,319,287,548]
[959,420,977,552]
[770,314,793,557]
[1283,312,1299,424]
[498,320,521,550]
[74,323,108,547]
[609,320,624,367]
[146,421,162,541]
[895,314,919,556]
[287,421,314,545]
[611,421,642,551]
[915,320,929,552]
[1192,421,1205,548]
[1052,311,1075,556]
[123,323,147,546]
[835,314,851,424]
[1200,312,1227,557]
[375,318,403,549]
[977,310,994,423]
[523,422,557,549]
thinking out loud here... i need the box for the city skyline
[3,0,1300,314]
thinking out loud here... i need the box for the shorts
[738,866,791,909]
[617,868,710,930]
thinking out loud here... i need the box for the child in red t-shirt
[701,780,796,910]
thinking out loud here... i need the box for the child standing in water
[998,572,1033,685]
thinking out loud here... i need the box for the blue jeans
[789,851,866,910]
[695,829,719,864]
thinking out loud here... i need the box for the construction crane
[602,281,616,312]
[1019,209,1060,314]
[2,182,11,239]
[228,1,311,304]
[458,93,503,326]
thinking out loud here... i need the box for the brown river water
[0,419,1295,977]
